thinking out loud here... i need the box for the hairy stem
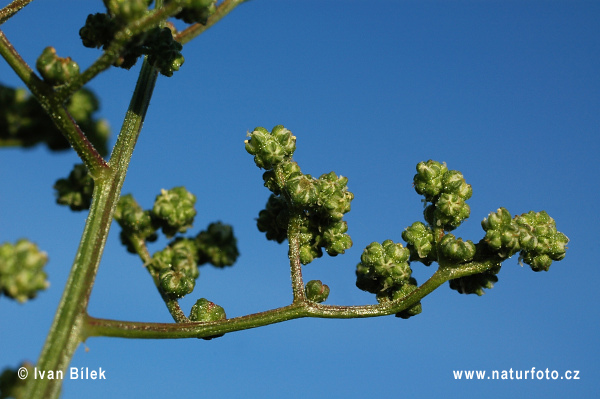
[25,59,159,399]
[0,0,35,26]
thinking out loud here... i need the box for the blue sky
[1,1,598,398]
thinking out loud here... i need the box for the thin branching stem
[0,0,35,25]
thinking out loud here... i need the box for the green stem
[0,0,35,26]
[287,212,306,303]
[25,59,159,399]
[83,259,498,340]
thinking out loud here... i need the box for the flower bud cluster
[153,238,199,298]
[189,297,226,339]
[35,47,79,86]
[248,126,353,265]
[0,85,109,154]
[0,362,33,398]
[401,222,435,265]
[0,240,49,303]
[54,164,94,211]
[482,208,568,271]
[449,264,501,296]
[168,0,217,24]
[413,160,472,231]
[151,187,197,238]
[114,194,159,252]
[355,240,412,296]
[79,3,185,76]
[195,222,239,267]
[439,233,476,262]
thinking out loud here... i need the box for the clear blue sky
[1,1,598,398]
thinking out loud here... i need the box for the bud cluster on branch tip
[79,3,185,76]
[355,240,412,297]
[305,280,330,303]
[35,47,79,86]
[1,84,110,155]
[189,298,226,322]
[196,222,239,267]
[402,221,435,265]
[114,194,159,253]
[168,0,217,24]
[439,233,476,263]
[151,187,197,238]
[0,362,34,398]
[153,239,200,298]
[248,126,354,264]
[245,126,297,170]
[482,208,568,271]
[413,160,472,231]
[0,240,49,303]
[53,164,94,211]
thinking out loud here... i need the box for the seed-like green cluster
[151,187,197,238]
[79,2,184,76]
[0,85,109,154]
[0,240,49,303]
[196,222,239,267]
[189,297,226,322]
[439,233,476,263]
[153,238,199,298]
[414,160,472,231]
[482,208,568,271]
[54,164,95,211]
[305,280,330,303]
[391,278,422,319]
[35,47,79,86]
[247,126,353,265]
[0,362,33,398]
[355,240,412,296]
[114,194,159,253]
[402,221,435,265]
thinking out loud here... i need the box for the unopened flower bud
[305,280,330,303]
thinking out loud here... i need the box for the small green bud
[442,170,472,200]
[439,233,476,262]
[159,269,195,298]
[79,13,116,49]
[286,174,318,207]
[315,172,353,221]
[322,221,352,256]
[245,125,296,170]
[256,194,289,243]
[514,211,569,271]
[54,164,94,211]
[0,240,49,303]
[173,0,217,24]
[413,160,448,201]
[104,0,149,23]
[189,298,226,322]
[434,193,470,229]
[152,187,197,238]
[196,222,239,267]
[145,27,185,77]
[305,280,330,303]
[482,207,521,258]
[36,47,80,86]
[402,221,435,264]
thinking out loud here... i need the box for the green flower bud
[36,47,79,86]
[245,126,296,170]
[413,160,448,201]
[145,27,185,77]
[514,211,569,271]
[196,222,239,267]
[392,278,422,319]
[0,240,49,303]
[434,193,470,229]
[305,280,330,303]
[152,187,197,238]
[297,218,322,265]
[54,164,94,211]
[315,172,353,221]
[159,269,195,298]
[256,194,289,243]
[104,0,149,23]
[172,0,217,24]
[482,207,521,258]
[322,221,352,256]
[170,238,200,279]
[442,170,472,200]
[286,174,318,207]
[356,240,411,294]
[449,264,501,296]
[402,221,435,264]
[439,234,476,262]
[189,297,226,322]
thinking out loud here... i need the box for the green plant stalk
[0,0,35,26]
[287,212,306,303]
[25,59,159,399]
[83,258,499,340]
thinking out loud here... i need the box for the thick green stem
[287,212,306,303]
[25,59,159,399]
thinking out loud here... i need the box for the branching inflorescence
[0,1,569,399]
